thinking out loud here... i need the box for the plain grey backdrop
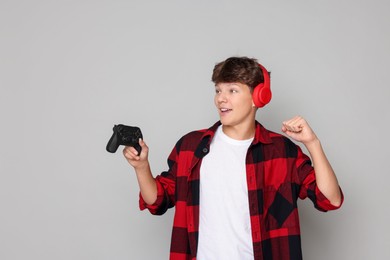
[1,0,389,259]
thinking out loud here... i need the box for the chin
[219,119,234,127]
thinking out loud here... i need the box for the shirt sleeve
[295,145,344,212]
[138,139,180,215]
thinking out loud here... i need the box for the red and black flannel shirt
[139,121,343,260]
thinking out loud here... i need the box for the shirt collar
[201,121,273,145]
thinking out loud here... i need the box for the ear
[252,101,258,111]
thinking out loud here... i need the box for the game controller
[106,124,143,154]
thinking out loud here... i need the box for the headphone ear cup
[259,85,272,106]
[252,83,264,107]
[253,83,272,108]
[253,63,272,108]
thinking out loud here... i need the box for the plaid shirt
[139,121,343,260]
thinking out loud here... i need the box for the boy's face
[214,82,256,129]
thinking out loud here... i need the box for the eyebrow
[216,83,242,88]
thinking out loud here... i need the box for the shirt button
[202,148,208,153]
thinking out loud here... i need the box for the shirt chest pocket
[263,182,299,231]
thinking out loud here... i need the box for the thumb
[139,138,149,153]
[139,138,147,147]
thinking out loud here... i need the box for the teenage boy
[123,57,343,260]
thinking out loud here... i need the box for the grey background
[1,0,389,259]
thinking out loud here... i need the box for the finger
[283,124,293,132]
[282,120,295,132]
[282,117,296,129]
[284,115,298,124]
[287,116,301,126]
[283,123,301,133]
[123,146,140,159]
[282,122,290,132]
[294,116,307,126]
[139,138,148,148]
[289,115,304,124]
[125,145,139,155]
[283,116,305,133]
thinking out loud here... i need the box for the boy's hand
[281,116,318,145]
[123,139,149,170]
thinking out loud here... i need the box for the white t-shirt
[197,126,254,260]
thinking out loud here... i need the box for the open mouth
[220,108,232,113]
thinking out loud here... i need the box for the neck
[221,121,256,140]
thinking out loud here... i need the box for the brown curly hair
[211,56,267,91]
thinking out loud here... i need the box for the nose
[216,91,227,103]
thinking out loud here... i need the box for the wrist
[134,161,151,173]
[304,137,321,150]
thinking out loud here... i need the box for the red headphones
[252,63,272,108]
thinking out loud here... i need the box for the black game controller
[106,124,143,154]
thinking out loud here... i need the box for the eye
[215,89,221,94]
[230,89,238,93]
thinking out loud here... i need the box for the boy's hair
[211,56,265,91]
